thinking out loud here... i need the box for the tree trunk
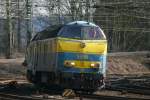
[17,0,21,51]
[26,0,32,45]
[5,0,13,58]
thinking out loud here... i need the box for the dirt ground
[0,55,149,79]
[0,58,26,79]
[0,54,149,99]
[107,56,150,75]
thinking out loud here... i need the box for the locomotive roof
[66,21,98,27]
[31,21,100,41]
[31,25,62,41]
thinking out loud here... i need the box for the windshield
[58,25,81,39]
[58,25,106,40]
[82,26,106,40]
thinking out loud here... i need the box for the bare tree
[26,0,32,45]
[44,0,96,23]
[94,0,150,52]
[5,0,13,58]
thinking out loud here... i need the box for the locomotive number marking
[77,54,88,60]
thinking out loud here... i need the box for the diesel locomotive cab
[25,21,107,91]
[58,24,106,40]
[56,21,107,90]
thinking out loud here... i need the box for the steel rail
[106,86,150,95]
[108,51,149,57]
[0,93,42,100]
[79,94,150,100]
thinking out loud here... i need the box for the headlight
[64,61,75,67]
[70,62,75,66]
[90,63,100,68]
[90,63,95,67]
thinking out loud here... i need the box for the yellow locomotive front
[56,21,107,90]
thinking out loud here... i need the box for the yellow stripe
[57,38,107,55]
[28,37,107,56]
[64,60,101,68]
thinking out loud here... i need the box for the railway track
[0,84,149,100]
[78,94,150,100]
[0,74,150,100]
[106,85,150,95]
[106,74,150,96]
[1,92,149,100]
[0,93,42,100]
[0,92,65,100]
[107,73,150,80]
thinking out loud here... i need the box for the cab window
[58,25,81,39]
[82,27,106,40]
[58,25,106,40]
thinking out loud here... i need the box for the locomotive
[24,21,107,91]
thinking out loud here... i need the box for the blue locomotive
[24,21,107,91]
